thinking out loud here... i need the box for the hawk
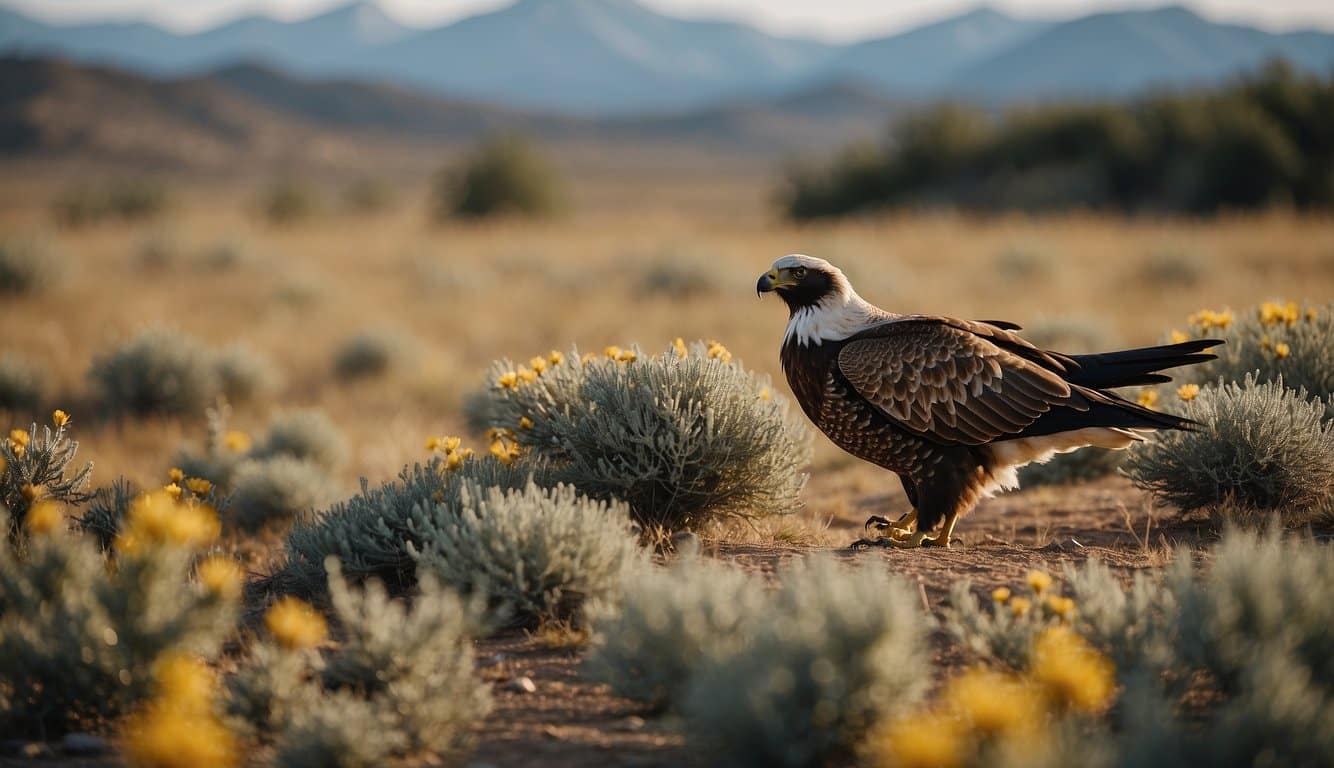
[757,254,1221,548]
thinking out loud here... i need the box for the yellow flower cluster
[992,570,1078,623]
[497,349,567,389]
[196,556,244,600]
[52,409,70,427]
[1168,329,1190,344]
[114,489,221,554]
[488,427,523,465]
[706,340,732,363]
[8,427,29,458]
[223,430,252,453]
[1031,626,1117,713]
[1258,300,1300,326]
[264,596,328,650]
[1274,342,1290,359]
[426,434,474,472]
[24,499,63,535]
[672,337,689,358]
[1187,308,1233,331]
[121,654,237,768]
[1176,383,1200,402]
[1136,389,1159,408]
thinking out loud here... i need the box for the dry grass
[3,177,1332,525]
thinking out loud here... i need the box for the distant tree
[435,136,561,220]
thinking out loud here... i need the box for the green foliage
[259,181,319,225]
[228,458,332,533]
[268,456,544,600]
[473,343,810,531]
[333,329,416,381]
[1,420,93,537]
[1125,376,1333,520]
[229,561,490,766]
[0,354,45,415]
[76,477,137,550]
[437,136,561,219]
[251,410,348,475]
[89,330,277,417]
[682,556,930,768]
[0,238,63,297]
[415,481,641,625]
[1177,301,1333,417]
[52,179,170,227]
[784,64,1334,217]
[0,520,235,737]
[583,555,767,710]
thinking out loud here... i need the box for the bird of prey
[757,254,1221,549]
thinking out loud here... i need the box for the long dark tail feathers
[1066,339,1224,390]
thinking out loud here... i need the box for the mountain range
[2,1,1332,114]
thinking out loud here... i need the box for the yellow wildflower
[519,416,534,430]
[603,345,623,359]
[1177,384,1200,402]
[1259,301,1299,326]
[10,445,21,459]
[223,430,252,453]
[871,710,965,768]
[20,483,42,501]
[490,437,522,465]
[529,356,548,374]
[942,668,1043,738]
[52,409,70,427]
[1306,308,1318,322]
[1045,595,1077,619]
[197,557,243,600]
[548,350,565,366]
[265,597,328,650]
[1168,329,1189,344]
[444,451,465,472]
[992,587,1011,604]
[617,348,638,363]
[9,428,30,448]
[1274,343,1290,359]
[1136,389,1158,408]
[169,467,185,483]
[116,490,221,553]
[706,340,732,363]
[518,366,537,384]
[163,483,183,500]
[186,477,213,497]
[425,436,441,451]
[497,371,519,390]
[758,387,771,401]
[672,337,688,358]
[1031,626,1117,713]
[122,655,236,768]
[1026,570,1053,595]
[1010,597,1032,617]
[441,436,461,453]
[1187,308,1232,331]
[581,352,598,365]
[24,500,63,536]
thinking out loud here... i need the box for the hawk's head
[756,254,851,313]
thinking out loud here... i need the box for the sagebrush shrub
[76,476,137,550]
[52,179,169,226]
[415,481,642,625]
[0,507,237,737]
[268,455,545,600]
[214,343,281,404]
[89,329,222,417]
[473,342,810,531]
[438,136,561,219]
[0,354,45,415]
[228,457,332,533]
[1,418,93,536]
[583,555,767,710]
[0,238,63,297]
[273,693,400,768]
[260,181,319,225]
[1175,301,1333,417]
[333,330,415,381]
[683,556,930,768]
[1023,315,1114,354]
[1018,447,1123,486]
[251,410,348,475]
[636,250,721,299]
[1125,376,1333,519]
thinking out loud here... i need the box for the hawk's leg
[862,477,919,537]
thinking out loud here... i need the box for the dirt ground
[464,476,1210,768]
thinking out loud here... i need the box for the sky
[7,0,1334,41]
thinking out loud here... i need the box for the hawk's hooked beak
[756,268,792,296]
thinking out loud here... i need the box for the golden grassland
[3,178,1333,515]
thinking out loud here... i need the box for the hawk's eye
[792,267,807,279]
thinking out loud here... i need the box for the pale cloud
[8,0,1334,40]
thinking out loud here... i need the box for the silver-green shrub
[1125,376,1333,519]
[0,354,45,414]
[76,476,137,550]
[682,556,930,768]
[268,456,546,599]
[1,420,93,536]
[333,330,415,381]
[1177,301,1332,417]
[1018,447,1124,486]
[474,343,810,531]
[251,410,348,475]
[0,518,235,737]
[635,249,722,299]
[231,561,489,765]
[0,238,62,297]
[583,555,767,710]
[89,329,221,417]
[215,343,281,404]
[414,481,642,625]
[228,457,332,533]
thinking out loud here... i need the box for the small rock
[62,733,108,756]
[614,716,647,732]
[506,675,537,694]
